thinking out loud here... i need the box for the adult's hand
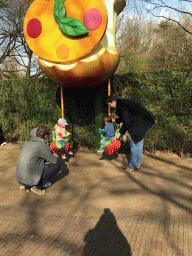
[116,132,121,140]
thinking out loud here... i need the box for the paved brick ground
[0,145,192,256]
[0,206,191,256]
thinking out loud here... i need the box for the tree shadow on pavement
[126,167,192,214]
[144,152,192,171]
[83,208,132,256]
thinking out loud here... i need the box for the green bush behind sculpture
[0,78,61,142]
[0,66,192,156]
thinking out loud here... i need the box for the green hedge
[0,78,61,142]
[0,67,192,157]
[0,78,96,148]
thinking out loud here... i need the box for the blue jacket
[100,123,115,137]
[15,137,58,186]
[115,98,155,144]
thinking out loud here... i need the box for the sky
[124,0,192,21]
[145,0,192,18]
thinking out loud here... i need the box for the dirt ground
[1,142,192,255]
[1,141,192,217]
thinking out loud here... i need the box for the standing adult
[15,126,61,195]
[107,95,155,172]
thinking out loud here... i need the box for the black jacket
[115,98,155,144]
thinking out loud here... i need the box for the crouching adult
[15,126,61,195]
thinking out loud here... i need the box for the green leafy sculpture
[54,0,88,37]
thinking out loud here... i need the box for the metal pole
[61,86,64,118]
[108,79,111,116]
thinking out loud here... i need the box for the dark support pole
[95,84,105,150]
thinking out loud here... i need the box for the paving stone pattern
[0,145,192,256]
[0,205,191,256]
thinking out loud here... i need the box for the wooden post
[108,79,111,116]
[61,86,64,118]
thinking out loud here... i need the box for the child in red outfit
[54,118,71,159]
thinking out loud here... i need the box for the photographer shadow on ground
[83,208,131,256]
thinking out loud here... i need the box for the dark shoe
[25,187,31,192]
[31,187,46,195]
[134,166,141,170]
[43,182,51,188]
[120,166,135,173]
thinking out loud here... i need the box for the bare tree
[0,0,43,79]
[116,8,192,73]
[143,0,192,34]
[146,17,192,70]
[116,13,154,73]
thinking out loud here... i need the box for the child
[54,118,72,159]
[97,115,115,152]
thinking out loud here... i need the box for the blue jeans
[101,136,114,147]
[58,140,65,154]
[37,162,61,190]
[129,139,144,168]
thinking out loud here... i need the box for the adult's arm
[119,110,130,135]
[40,143,58,164]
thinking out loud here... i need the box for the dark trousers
[36,162,61,190]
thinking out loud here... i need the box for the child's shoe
[97,148,104,152]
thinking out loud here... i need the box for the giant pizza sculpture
[23,0,126,87]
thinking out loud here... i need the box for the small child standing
[54,118,71,159]
[97,115,115,152]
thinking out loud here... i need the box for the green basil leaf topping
[59,17,88,37]
[54,0,88,37]
[54,0,66,24]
